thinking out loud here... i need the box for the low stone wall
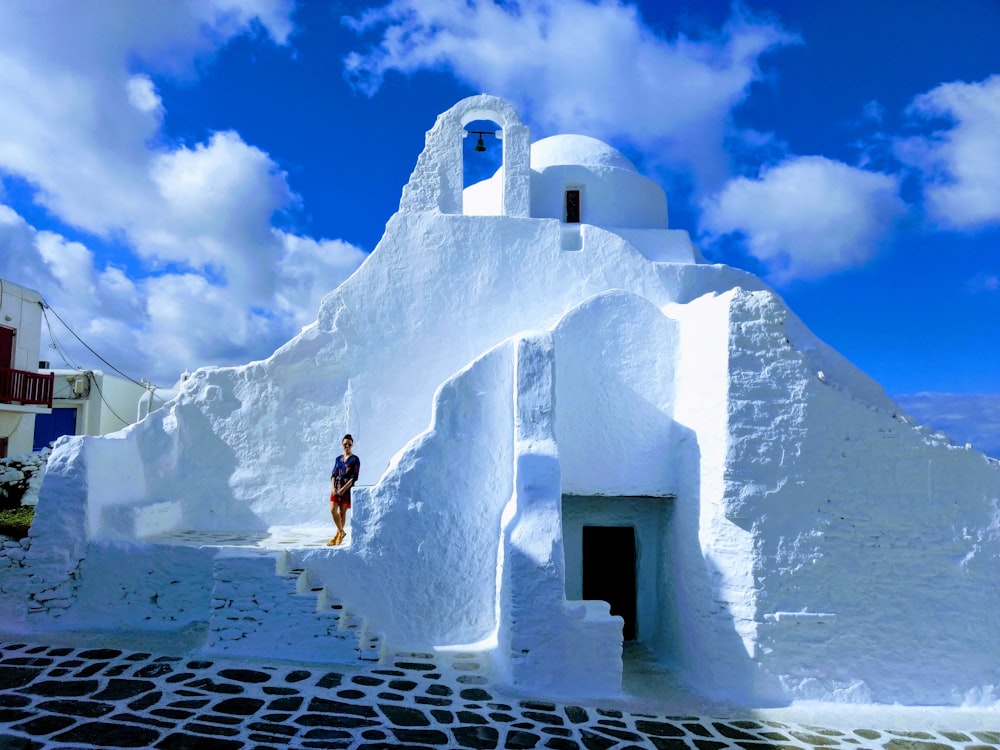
[0,535,32,624]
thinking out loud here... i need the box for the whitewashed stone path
[2,639,998,750]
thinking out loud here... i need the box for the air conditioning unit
[73,377,88,397]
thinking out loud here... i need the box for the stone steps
[203,549,385,663]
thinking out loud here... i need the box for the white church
[3,95,999,707]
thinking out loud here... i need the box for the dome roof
[530,134,637,173]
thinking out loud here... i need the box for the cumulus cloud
[145,131,295,298]
[0,2,369,385]
[127,74,165,117]
[343,0,798,191]
[0,206,59,293]
[896,75,1000,230]
[0,204,366,384]
[0,0,294,235]
[274,233,370,330]
[699,156,906,282]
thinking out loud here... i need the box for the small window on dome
[565,189,580,223]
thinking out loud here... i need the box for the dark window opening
[565,189,581,223]
[0,437,7,459]
[582,525,637,640]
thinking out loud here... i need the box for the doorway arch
[562,494,675,653]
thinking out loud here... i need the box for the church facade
[6,95,999,707]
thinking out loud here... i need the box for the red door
[0,326,13,368]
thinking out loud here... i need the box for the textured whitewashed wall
[15,96,1000,708]
[720,289,1000,705]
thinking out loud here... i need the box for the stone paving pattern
[1,641,998,750]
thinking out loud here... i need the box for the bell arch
[399,94,531,217]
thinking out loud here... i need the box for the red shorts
[330,489,352,509]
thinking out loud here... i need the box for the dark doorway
[0,437,7,459]
[34,407,77,451]
[0,326,13,368]
[582,525,637,640]
[565,189,581,223]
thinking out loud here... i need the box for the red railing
[0,367,54,408]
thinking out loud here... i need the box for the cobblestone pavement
[1,639,999,750]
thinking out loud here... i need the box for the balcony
[0,367,54,409]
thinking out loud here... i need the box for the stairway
[203,548,384,663]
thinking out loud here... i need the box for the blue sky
[0,0,998,452]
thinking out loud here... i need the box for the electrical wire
[85,371,131,428]
[37,299,165,428]
[40,303,82,370]
[39,299,148,389]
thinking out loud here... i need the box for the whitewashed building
[6,96,1000,708]
[33,368,172,452]
[0,279,52,458]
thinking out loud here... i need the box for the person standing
[329,434,360,546]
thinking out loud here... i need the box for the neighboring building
[0,280,52,458]
[32,369,173,452]
[7,96,1000,708]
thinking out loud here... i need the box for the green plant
[0,505,34,540]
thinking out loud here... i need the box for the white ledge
[765,611,837,624]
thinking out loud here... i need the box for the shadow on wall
[92,377,266,541]
[547,289,776,701]
[306,340,517,648]
[666,422,788,707]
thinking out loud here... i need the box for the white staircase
[203,548,384,663]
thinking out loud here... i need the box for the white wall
[531,164,667,229]
[467,162,668,230]
[719,289,1000,705]
[0,279,46,456]
[21,95,1000,707]
[303,339,517,647]
[94,211,706,534]
[0,279,43,372]
[497,333,623,698]
[554,290,681,497]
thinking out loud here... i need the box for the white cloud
[145,131,295,298]
[0,206,59,293]
[896,75,1000,230]
[699,156,906,282]
[0,2,370,385]
[142,273,284,376]
[0,0,295,236]
[127,74,164,117]
[274,232,370,330]
[1,204,366,385]
[344,0,798,192]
